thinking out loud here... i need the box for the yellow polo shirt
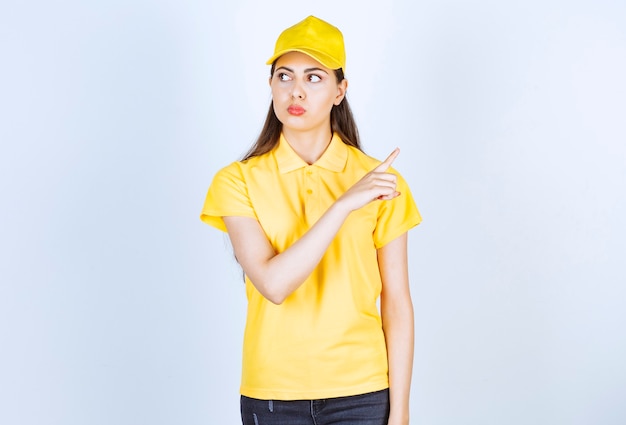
[200,133,421,400]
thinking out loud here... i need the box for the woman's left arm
[378,232,414,425]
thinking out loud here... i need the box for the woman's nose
[291,81,305,99]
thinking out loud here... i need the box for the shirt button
[306,189,313,194]
[306,170,313,176]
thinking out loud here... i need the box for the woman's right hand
[336,148,401,212]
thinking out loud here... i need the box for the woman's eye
[309,74,322,83]
[278,73,291,82]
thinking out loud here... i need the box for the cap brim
[266,48,343,70]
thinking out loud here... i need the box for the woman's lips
[288,105,305,116]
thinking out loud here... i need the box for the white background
[1,1,625,424]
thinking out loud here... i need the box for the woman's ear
[334,78,348,105]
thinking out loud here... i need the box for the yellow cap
[266,16,346,70]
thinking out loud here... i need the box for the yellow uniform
[201,133,421,400]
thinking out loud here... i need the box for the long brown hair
[242,64,362,161]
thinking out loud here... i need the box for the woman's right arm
[223,148,400,304]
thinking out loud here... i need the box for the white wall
[1,1,624,424]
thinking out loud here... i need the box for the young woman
[201,16,421,425]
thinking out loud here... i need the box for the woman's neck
[282,127,333,165]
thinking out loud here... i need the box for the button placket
[305,166,314,195]
[304,166,319,224]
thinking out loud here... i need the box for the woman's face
[270,51,347,134]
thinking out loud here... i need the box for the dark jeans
[240,388,390,425]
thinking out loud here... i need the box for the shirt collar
[275,132,348,174]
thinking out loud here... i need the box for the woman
[201,15,421,425]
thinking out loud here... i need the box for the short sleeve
[373,169,422,249]
[200,162,257,232]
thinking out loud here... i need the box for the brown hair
[241,65,362,161]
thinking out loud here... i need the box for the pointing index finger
[374,148,400,172]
